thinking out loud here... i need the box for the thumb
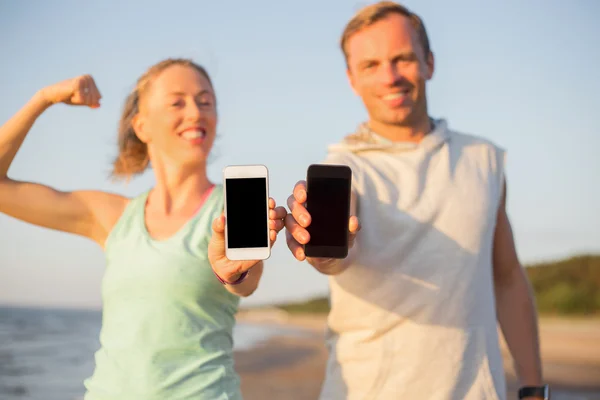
[209,214,227,256]
[349,216,361,234]
[348,216,361,248]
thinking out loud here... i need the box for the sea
[0,306,294,400]
[2,307,599,400]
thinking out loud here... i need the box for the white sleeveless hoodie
[319,118,507,400]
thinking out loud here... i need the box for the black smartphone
[304,164,352,259]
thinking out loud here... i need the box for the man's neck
[368,117,433,143]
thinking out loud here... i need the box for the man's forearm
[495,265,543,386]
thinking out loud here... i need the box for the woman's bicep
[0,178,127,243]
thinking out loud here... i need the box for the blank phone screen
[225,177,268,248]
[307,177,350,247]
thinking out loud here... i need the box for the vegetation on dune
[527,254,600,316]
[271,254,600,317]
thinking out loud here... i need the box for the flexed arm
[0,75,127,246]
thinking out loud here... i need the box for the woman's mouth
[179,127,207,144]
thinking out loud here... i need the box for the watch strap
[519,385,549,399]
[213,269,249,285]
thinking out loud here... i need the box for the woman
[0,58,286,399]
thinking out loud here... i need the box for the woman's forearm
[0,90,52,178]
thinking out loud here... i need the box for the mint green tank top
[83,184,243,400]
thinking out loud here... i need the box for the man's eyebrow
[356,51,417,67]
[357,58,378,67]
[393,51,418,59]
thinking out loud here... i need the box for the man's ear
[425,51,435,81]
[346,67,360,96]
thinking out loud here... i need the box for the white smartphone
[223,164,271,261]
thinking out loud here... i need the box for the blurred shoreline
[0,306,598,399]
[235,309,600,400]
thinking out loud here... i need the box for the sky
[0,0,598,309]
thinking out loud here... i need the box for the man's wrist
[520,378,543,387]
[307,256,346,275]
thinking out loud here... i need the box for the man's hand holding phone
[285,164,360,274]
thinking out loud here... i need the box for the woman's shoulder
[199,183,224,220]
[99,189,149,250]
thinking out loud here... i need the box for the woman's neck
[149,162,213,215]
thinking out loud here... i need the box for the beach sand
[234,311,600,400]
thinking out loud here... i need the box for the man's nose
[379,63,402,86]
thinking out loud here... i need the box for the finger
[287,194,311,228]
[270,229,278,246]
[349,216,361,234]
[269,197,275,209]
[269,205,287,221]
[285,213,310,245]
[293,180,307,204]
[74,78,86,104]
[86,75,99,106]
[208,214,226,261]
[88,78,102,108]
[82,75,93,105]
[212,214,225,235]
[269,218,285,232]
[286,229,306,261]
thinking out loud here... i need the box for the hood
[328,118,451,154]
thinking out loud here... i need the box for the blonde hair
[111,58,214,180]
[340,1,431,67]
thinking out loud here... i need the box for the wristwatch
[518,384,550,399]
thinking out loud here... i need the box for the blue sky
[0,0,598,309]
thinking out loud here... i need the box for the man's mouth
[382,88,410,101]
[381,88,411,107]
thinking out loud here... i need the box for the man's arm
[493,179,544,395]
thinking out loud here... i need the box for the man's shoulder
[446,125,507,174]
[321,120,506,159]
[447,126,504,152]
[321,148,363,174]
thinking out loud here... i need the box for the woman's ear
[132,114,150,144]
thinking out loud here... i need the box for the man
[284,2,549,399]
